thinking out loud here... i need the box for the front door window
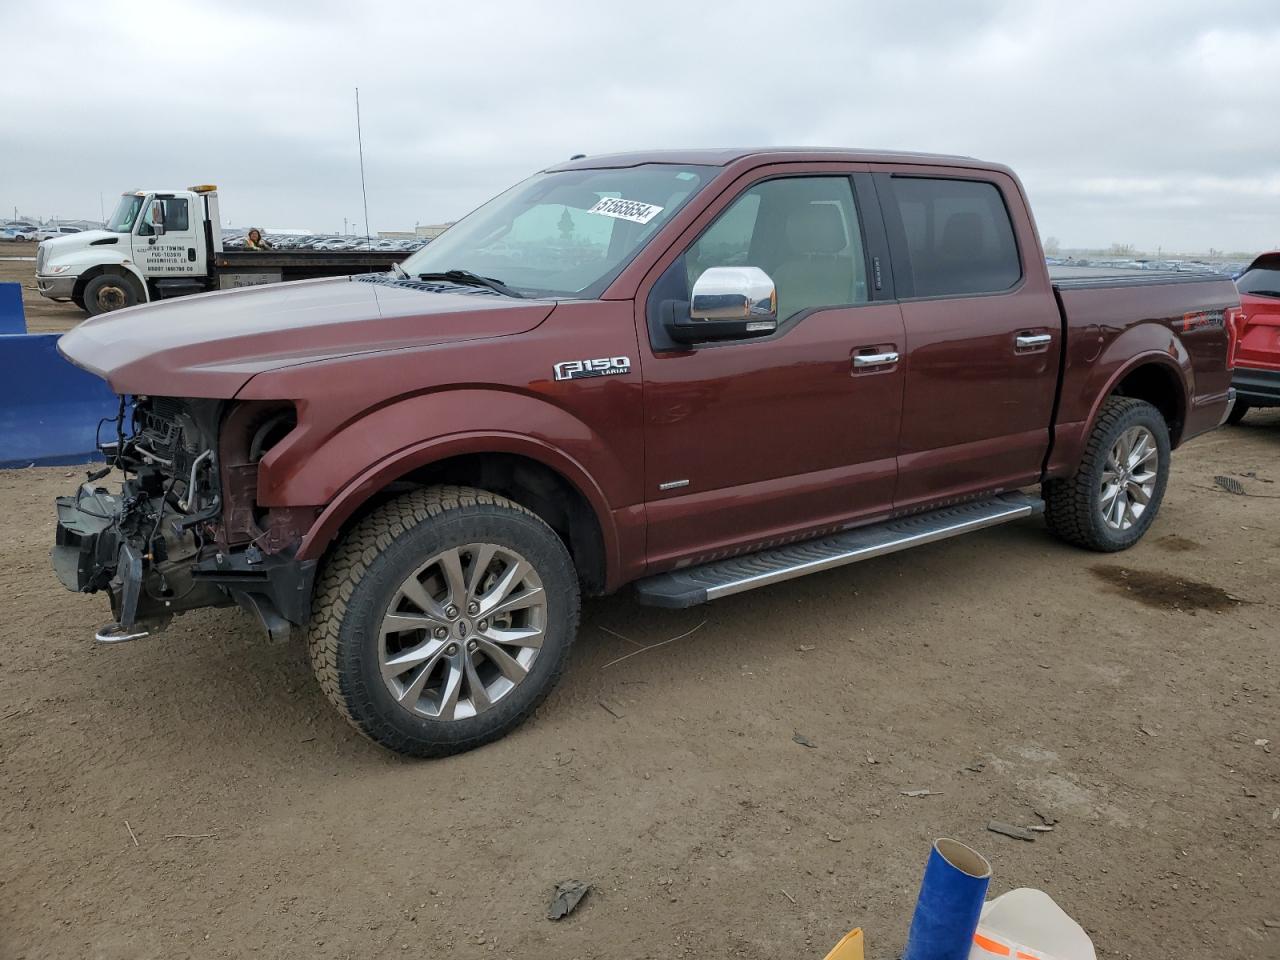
[685,176,868,321]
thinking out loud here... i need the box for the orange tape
[973,932,1011,956]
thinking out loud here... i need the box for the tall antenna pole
[355,87,372,249]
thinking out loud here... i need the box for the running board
[633,492,1044,609]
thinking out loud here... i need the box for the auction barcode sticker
[587,197,664,225]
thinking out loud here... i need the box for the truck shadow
[76,507,1242,771]
[65,516,1057,770]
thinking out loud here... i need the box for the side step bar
[633,492,1044,609]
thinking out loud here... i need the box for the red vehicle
[1227,251,1280,423]
[51,148,1239,757]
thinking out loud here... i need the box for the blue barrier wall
[0,282,25,334]
[0,333,119,468]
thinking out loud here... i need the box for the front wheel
[1225,399,1250,425]
[82,273,141,316]
[1044,397,1171,552]
[306,485,580,757]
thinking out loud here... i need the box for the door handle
[1016,333,1052,348]
[853,351,900,368]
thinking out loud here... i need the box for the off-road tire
[82,272,141,316]
[1225,400,1250,425]
[1043,396,1171,552]
[306,485,580,757]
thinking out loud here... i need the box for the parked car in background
[35,226,82,241]
[218,232,427,254]
[1227,251,1280,423]
[52,147,1240,758]
[2,225,38,242]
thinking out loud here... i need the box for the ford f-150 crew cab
[50,148,1241,757]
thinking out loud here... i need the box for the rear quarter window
[887,176,1021,298]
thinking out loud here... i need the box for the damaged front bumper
[52,480,316,643]
[51,395,315,643]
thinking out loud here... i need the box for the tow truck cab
[35,186,221,313]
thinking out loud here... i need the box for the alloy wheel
[1099,425,1158,531]
[378,543,546,720]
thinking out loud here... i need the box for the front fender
[62,251,150,303]
[293,429,623,574]
[235,298,646,585]
[256,388,641,580]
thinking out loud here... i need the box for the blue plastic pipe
[902,838,992,960]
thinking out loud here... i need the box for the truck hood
[58,275,555,397]
[39,230,122,266]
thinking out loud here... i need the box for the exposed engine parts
[53,397,223,632]
[51,396,310,639]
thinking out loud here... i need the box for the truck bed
[215,250,406,271]
[1047,267,1238,476]
[1048,265,1231,288]
[211,249,407,288]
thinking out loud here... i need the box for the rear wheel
[82,273,141,316]
[1225,399,1250,425]
[1044,396,1170,552]
[306,485,579,757]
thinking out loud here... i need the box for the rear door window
[886,177,1021,298]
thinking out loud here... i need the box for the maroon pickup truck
[52,148,1241,757]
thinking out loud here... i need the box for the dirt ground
[0,241,85,333]
[2,416,1278,959]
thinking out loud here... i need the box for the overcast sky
[3,0,1278,253]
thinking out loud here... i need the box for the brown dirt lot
[0,241,85,333]
[2,416,1278,960]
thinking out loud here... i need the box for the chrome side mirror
[666,266,777,344]
[690,266,777,323]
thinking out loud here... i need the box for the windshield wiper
[390,261,409,279]
[416,269,523,298]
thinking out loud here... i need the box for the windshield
[106,194,144,234]
[1236,259,1280,298]
[398,164,714,298]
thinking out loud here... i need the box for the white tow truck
[36,185,407,315]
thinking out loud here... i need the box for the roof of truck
[545,147,991,172]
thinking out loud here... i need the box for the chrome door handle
[853,351,900,367]
[1016,334,1052,348]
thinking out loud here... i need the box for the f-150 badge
[553,356,631,381]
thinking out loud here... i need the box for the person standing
[245,227,272,251]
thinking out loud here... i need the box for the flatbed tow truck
[35,185,406,315]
